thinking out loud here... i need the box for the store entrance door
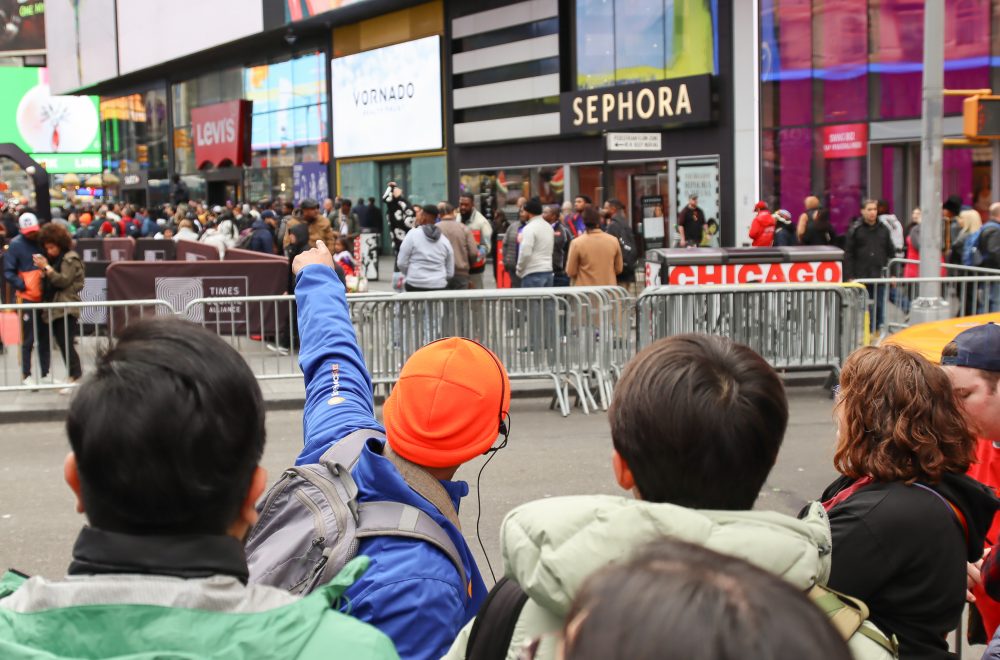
[630,173,669,252]
[207,180,240,207]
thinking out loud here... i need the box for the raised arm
[293,241,383,465]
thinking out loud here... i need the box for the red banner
[191,101,252,169]
[822,123,867,159]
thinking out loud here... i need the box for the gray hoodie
[397,224,455,290]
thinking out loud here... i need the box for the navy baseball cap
[941,323,1000,372]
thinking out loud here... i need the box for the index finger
[316,240,331,254]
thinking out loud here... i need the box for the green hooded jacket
[444,495,893,660]
[0,556,398,660]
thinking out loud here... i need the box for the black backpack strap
[356,501,467,589]
[465,577,530,660]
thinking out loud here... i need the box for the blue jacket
[248,220,274,254]
[2,234,42,292]
[294,264,487,660]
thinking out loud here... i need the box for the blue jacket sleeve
[3,241,23,290]
[294,264,383,465]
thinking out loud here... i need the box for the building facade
[38,0,1000,246]
[760,0,1000,233]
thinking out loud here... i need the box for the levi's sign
[191,100,252,169]
[561,74,713,134]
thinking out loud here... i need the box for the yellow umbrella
[62,173,80,186]
[102,170,120,185]
[883,313,1000,363]
[84,174,103,187]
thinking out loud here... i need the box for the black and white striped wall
[450,0,562,144]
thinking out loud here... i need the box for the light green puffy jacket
[443,495,893,660]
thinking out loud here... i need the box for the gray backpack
[245,429,467,595]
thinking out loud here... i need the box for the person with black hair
[556,540,852,660]
[445,334,894,660]
[601,198,637,285]
[0,318,397,659]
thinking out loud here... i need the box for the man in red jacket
[749,201,775,247]
[944,323,1000,642]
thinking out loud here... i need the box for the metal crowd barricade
[0,299,176,392]
[181,294,302,380]
[853,274,1000,336]
[884,258,1000,279]
[551,286,634,411]
[348,289,582,416]
[636,284,867,378]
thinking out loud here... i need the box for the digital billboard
[331,35,442,158]
[116,0,263,76]
[0,0,46,54]
[0,67,100,173]
[284,0,369,22]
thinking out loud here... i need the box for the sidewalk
[0,377,564,423]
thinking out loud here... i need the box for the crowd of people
[0,230,997,658]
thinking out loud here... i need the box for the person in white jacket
[396,204,454,291]
[515,198,554,287]
[458,193,493,289]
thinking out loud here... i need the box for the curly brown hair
[37,222,73,253]
[834,345,975,484]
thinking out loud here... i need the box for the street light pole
[910,0,949,323]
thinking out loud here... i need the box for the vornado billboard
[560,74,713,134]
[331,35,443,158]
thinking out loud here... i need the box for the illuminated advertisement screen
[0,0,45,54]
[245,53,326,150]
[284,0,369,22]
[0,67,100,173]
[331,35,442,158]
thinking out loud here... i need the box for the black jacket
[604,214,637,281]
[981,220,1000,270]
[819,474,998,660]
[845,220,894,280]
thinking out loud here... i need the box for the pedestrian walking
[383,181,416,272]
[437,203,478,290]
[284,198,337,255]
[397,205,454,292]
[602,199,637,287]
[565,207,622,286]
[546,204,572,287]
[457,194,492,289]
[515,198,554,288]
[34,222,84,393]
[845,199,895,333]
[501,207,525,288]
[749,201,776,247]
[772,209,798,247]
[2,212,48,385]
[677,194,705,248]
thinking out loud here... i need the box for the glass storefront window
[575,0,718,90]
[759,0,1000,234]
[100,87,169,179]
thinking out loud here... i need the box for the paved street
[0,387,839,580]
